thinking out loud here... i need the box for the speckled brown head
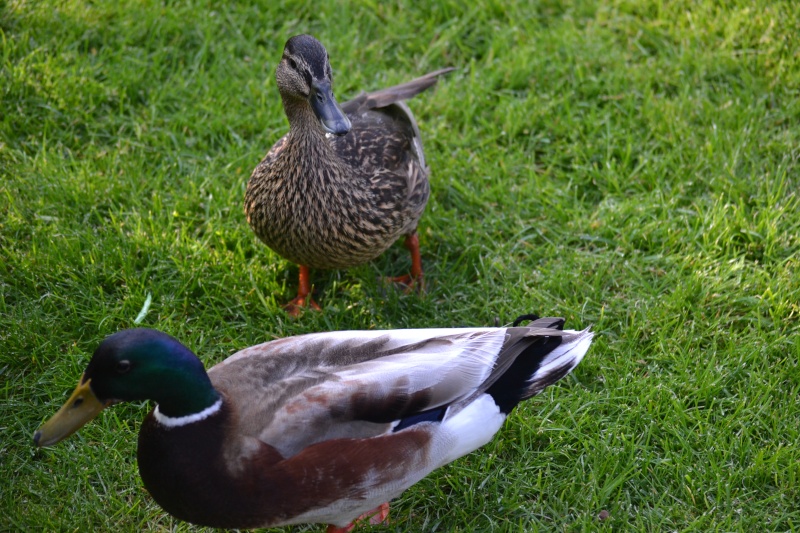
[277,34,351,136]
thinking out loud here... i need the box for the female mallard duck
[244,34,453,315]
[35,316,592,531]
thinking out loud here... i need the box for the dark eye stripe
[301,68,314,89]
[284,48,329,85]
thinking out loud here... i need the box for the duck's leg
[284,265,321,316]
[388,233,424,292]
[326,502,390,533]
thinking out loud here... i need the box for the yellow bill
[34,376,110,447]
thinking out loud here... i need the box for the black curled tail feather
[511,314,565,330]
[512,313,540,327]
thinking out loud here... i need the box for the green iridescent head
[34,329,219,447]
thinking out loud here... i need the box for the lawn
[2,0,799,531]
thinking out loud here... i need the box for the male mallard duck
[35,316,591,531]
[244,34,453,315]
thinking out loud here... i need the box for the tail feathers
[486,325,592,414]
[358,67,455,109]
[523,328,593,398]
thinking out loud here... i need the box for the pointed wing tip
[431,66,457,76]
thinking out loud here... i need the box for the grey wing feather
[341,68,456,114]
[209,328,506,457]
[340,68,454,172]
[208,318,588,461]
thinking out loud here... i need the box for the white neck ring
[153,398,223,428]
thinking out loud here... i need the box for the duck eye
[288,57,298,70]
[116,360,131,374]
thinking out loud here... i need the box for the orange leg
[388,233,424,292]
[283,265,321,316]
[326,502,390,533]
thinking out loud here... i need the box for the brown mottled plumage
[244,34,453,312]
[34,317,593,531]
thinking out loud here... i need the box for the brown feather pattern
[244,35,452,269]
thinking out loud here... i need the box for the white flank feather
[434,394,506,465]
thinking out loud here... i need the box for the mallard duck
[35,316,592,531]
[244,34,453,315]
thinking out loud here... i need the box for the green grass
[2,0,799,530]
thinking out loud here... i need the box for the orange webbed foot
[283,296,322,317]
[384,233,425,294]
[386,273,425,294]
[326,502,390,533]
[284,264,321,316]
